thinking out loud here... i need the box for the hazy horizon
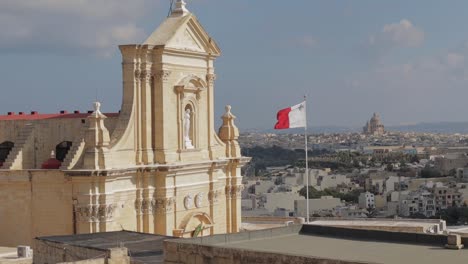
[1,1,468,129]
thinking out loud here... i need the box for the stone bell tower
[111,0,249,236]
[119,0,225,166]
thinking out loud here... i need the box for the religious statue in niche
[184,108,194,149]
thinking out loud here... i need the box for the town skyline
[1,1,468,129]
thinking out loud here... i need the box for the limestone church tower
[0,0,249,246]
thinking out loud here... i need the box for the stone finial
[172,0,189,17]
[50,150,55,159]
[89,101,106,119]
[93,101,101,113]
[223,105,234,119]
[218,105,241,158]
[84,102,111,170]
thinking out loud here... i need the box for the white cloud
[446,52,465,68]
[0,0,161,56]
[368,19,425,58]
[349,44,468,123]
[381,19,424,47]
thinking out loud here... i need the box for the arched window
[55,141,72,162]
[0,141,14,165]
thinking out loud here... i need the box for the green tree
[386,164,394,172]
[409,155,420,163]
[420,166,442,178]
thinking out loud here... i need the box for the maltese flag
[274,101,306,129]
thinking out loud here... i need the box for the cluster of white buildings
[241,167,358,218]
[242,163,468,220]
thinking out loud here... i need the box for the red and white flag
[274,101,306,129]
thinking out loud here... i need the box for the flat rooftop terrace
[165,224,468,264]
[226,233,467,264]
[37,231,171,264]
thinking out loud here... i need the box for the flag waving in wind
[274,101,306,129]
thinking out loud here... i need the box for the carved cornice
[75,204,117,222]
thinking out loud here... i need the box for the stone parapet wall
[325,224,424,233]
[34,239,129,264]
[33,240,106,264]
[164,243,373,264]
[301,225,448,246]
[242,216,304,224]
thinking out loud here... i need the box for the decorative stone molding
[155,70,172,82]
[209,189,221,203]
[225,185,232,199]
[142,198,152,213]
[206,73,216,86]
[153,197,176,214]
[134,198,143,214]
[139,70,152,81]
[184,194,194,210]
[195,192,204,208]
[231,185,244,199]
[135,197,153,214]
[218,105,241,158]
[134,69,141,79]
[75,204,117,222]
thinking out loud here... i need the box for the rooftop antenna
[167,0,175,17]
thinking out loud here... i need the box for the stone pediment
[167,28,203,52]
[143,14,221,56]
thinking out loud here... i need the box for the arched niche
[173,212,215,238]
[175,74,206,151]
[55,141,72,162]
[0,141,14,165]
[183,102,197,149]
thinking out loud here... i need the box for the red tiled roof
[0,112,119,121]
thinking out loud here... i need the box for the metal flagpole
[304,95,309,223]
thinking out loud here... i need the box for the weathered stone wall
[0,117,118,169]
[33,240,107,264]
[0,170,73,247]
[34,239,129,264]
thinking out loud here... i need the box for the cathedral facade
[0,1,249,246]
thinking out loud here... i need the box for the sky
[1,0,468,130]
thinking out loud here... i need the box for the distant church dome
[363,113,385,135]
